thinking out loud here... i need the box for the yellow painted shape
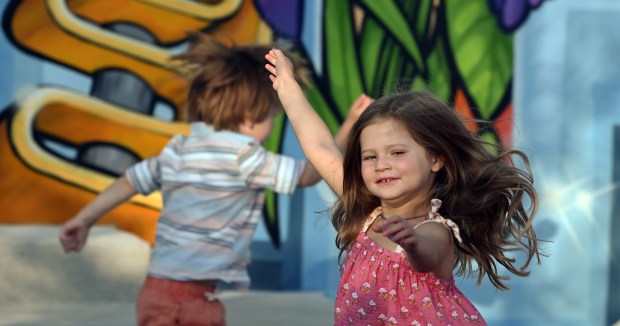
[137,0,242,20]
[66,0,215,45]
[12,87,190,210]
[48,0,172,67]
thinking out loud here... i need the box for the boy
[59,33,372,326]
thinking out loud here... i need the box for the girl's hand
[265,49,295,92]
[59,218,90,253]
[372,215,417,251]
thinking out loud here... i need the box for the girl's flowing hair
[333,91,544,290]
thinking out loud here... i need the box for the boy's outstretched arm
[59,175,137,253]
[336,93,373,152]
[266,49,346,196]
[297,93,373,187]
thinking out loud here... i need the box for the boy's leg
[136,277,226,326]
[177,281,226,326]
[136,277,179,326]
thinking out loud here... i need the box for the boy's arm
[59,175,137,253]
[335,93,373,152]
[297,94,373,187]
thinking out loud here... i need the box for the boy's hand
[59,218,90,253]
[346,94,374,123]
[265,49,295,92]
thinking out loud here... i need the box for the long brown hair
[333,91,543,290]
[171,32,309,130]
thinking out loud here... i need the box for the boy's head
[172,32,310,139]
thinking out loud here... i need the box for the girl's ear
[431,155,444,172]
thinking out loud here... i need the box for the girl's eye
[362,155,376,161]
[392,151,405,156]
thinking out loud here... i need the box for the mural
[0,0,543,248]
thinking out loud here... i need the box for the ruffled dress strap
[414,199,463,244]
[361,207,383,232]
[362,201,462,254]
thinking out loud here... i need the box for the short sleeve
[238,142,306,195]
[125,157,161,195]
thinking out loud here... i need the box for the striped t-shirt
[126,122,306,288]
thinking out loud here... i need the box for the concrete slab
[0,225,149,305]
[0,291,335,326]
[0,226,335,325]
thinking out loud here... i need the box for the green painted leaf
[325,0,364,115]
[306,79,340,133]
[359,16,386,95]
[261,113,285,247]
[445,0,512,119]
[480,130,500,154]
[359,0,424,71]
[424,40,452,102]
[414,0,433,39]
[262,112,284,152]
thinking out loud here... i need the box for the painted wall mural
[0,0,543,248]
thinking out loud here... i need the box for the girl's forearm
[278,80,335,150]
[276,78,344,194]
[404,234,443,273]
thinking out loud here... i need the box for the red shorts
[136,276,226,326]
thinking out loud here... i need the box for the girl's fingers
[264,53,276,65]
[389,228,413,243]
[265,64,276,74]
[383,224,404,239]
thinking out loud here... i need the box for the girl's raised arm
[265,49,344,196]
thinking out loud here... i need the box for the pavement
[0,226,334,326]
[0,291,335,326]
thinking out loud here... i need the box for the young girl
[265,49,543,325]
[58,33,370,326]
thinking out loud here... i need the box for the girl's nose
[375,156,391,171]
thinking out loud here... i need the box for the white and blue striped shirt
[126,122,305,288]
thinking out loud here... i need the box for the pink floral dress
[334,199,486,325]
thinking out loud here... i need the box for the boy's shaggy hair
[172,32,309,131]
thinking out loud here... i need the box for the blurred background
[1,0,619,325]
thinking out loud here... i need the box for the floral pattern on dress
[334,200,486,325]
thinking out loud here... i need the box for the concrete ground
[0,291,334,326]
[0,226,334,326]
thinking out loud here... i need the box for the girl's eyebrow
[362,143,408,151]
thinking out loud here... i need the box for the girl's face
[359,118,443,210]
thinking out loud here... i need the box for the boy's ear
[431,155,444,172]
[241,118,255,130]
[238,118,255,137]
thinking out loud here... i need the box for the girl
[265,49,543,325]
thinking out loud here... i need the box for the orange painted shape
[493,102,513,149]
[35,104,172,159]
[67,0,212,44]
[9,0,188,114]
[0,116,158,244]
[453,88,477,133]
[208,0,268,45]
